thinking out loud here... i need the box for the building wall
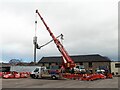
[44,63,49,67]
[92,62,110,73]
[38,63,43,66]
[82,62,110,73]
[38,61,111,73]
[38,62,60,67]
[83,62,89,70]
[111,62,119,75]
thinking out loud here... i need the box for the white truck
[30,65,87,79]
[30,66,60,79]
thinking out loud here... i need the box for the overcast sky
[0,0,118,63]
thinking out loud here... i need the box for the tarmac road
[1,77,119,88]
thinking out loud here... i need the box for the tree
[9,59,21,65]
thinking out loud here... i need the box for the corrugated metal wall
[10,66,39,72]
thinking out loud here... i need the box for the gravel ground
[1,77,119,88]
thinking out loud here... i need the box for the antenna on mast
[35,12,37,36]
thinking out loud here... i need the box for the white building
[111,61,120,75]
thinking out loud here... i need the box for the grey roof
[38,54,111,63]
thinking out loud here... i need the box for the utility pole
[33,15,37,65]
[33,36,37,65]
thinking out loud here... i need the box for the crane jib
[36,10,75,68]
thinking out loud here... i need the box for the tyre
[30,74,39,79]
[35,75,39,79]
[51,75,57,80]
[30,74,36,79]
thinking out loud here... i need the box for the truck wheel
[30,74,38,79]
[30,74,36,79]
[35,75,39,79]
[51,75,57,80]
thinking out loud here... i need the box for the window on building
[79,62,83,65]
[76,66,79,69]
[1,67,10,72]
[89,62,92,67]
[115,63,120,68]
[49,63,51,66]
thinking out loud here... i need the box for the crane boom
[36,10,75,69]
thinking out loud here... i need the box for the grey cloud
[1,1,118,62]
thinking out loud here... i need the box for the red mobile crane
[36,10,75,70]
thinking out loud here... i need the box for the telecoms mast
[33,13,37,65]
